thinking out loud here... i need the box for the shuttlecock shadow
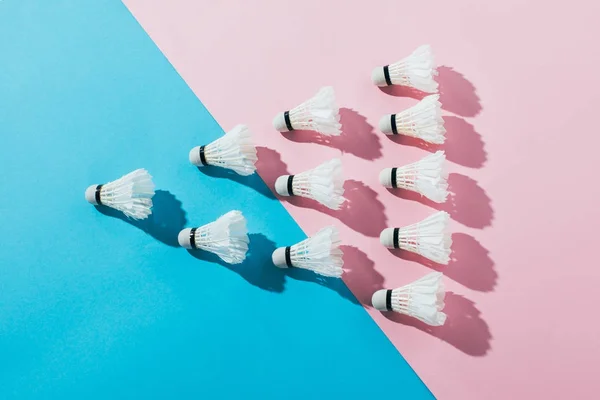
[282,108,382,160]
[378,66,482,118]
[196,166,276,199]
[288,179,388,237]
[340,245,385,306]
[386,116,487,169]
[383,292,492,356]
[95,189,186,247]
[378,85,427,100]
[389,233,497,292]
[283,245,377,306]
[187,233,285,293]
[444,116,486,168]
[285,267,358,305]
[284,246,366,305]
[255,148,387,237]
[437,66,482,118]
[255,146,288,190]
[388,173,493,229]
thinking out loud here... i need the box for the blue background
[0,1,432,398]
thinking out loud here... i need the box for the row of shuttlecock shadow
[85,45,449,327]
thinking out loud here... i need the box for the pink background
[123,0,600,398]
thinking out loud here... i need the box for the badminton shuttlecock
[178,210,249,264]
[85,168,155,220]
[189,124,257,176]
[371,272,446,326]
[380,211,452,264]
[379,95,445,143]
[371,45,438,93]
[272,226,343,278]
[274,158,346,210]
[379,151,448,203]
[272,86,341,136]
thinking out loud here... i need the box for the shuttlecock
[379,95,445,143]
[272,226,343,278]
[272,86,341,136]
[274,158,346,210]
[371,272,446,326]
[380,211,452,264]
[371,45,438,93]
[189,124,257,176]
[85,168,155,220]
[178,210,249,264]
[379,151,448,203]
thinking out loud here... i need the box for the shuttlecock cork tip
[380,228,395,248]
[379,168,393,188]
[379,115,393,134]
[189,146,203,167]
[272,247,288,268]
[274,175,292,197]
[371,289,389,311]
[178,228,193,249]
[85,185,99,205]
[273,112,289,132]
[371,66,388,87]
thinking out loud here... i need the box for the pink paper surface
[123,0,600,398]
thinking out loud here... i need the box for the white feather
[380,151,448,203]
[276,158,346,210]
[96,168,155,220]
[285,226,344,278]
[396,211,452,264]
[393,94,445,143]
[386,45,438,93]
[275,86,341,136]
[389,272,446,326]
[193,210,249,264]
[193,125,257,176]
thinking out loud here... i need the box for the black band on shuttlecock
[390,114,398,135]
[95,185,103,205]
[383,65,392,86]
[393,228,400,249]
[284,111,294,131]
[199,146,208,166]
[391,168,398,188]
[287,175,295,196]
[189,228,198,249]
[385,289,393,311]
[285,246,293,267]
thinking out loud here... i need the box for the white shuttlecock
[371,272,446,326]
[189,124,257,176]
[379,95,445,143]
[274,158,346,210]
[379,151,448,203]
[380,211,452,264]
[272,226,343,278]
[178,210,249,264]
[371,45,438,93]
[85,168,155,220]
[272,86,341,136]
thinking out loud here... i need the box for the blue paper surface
[0,1,433,398]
